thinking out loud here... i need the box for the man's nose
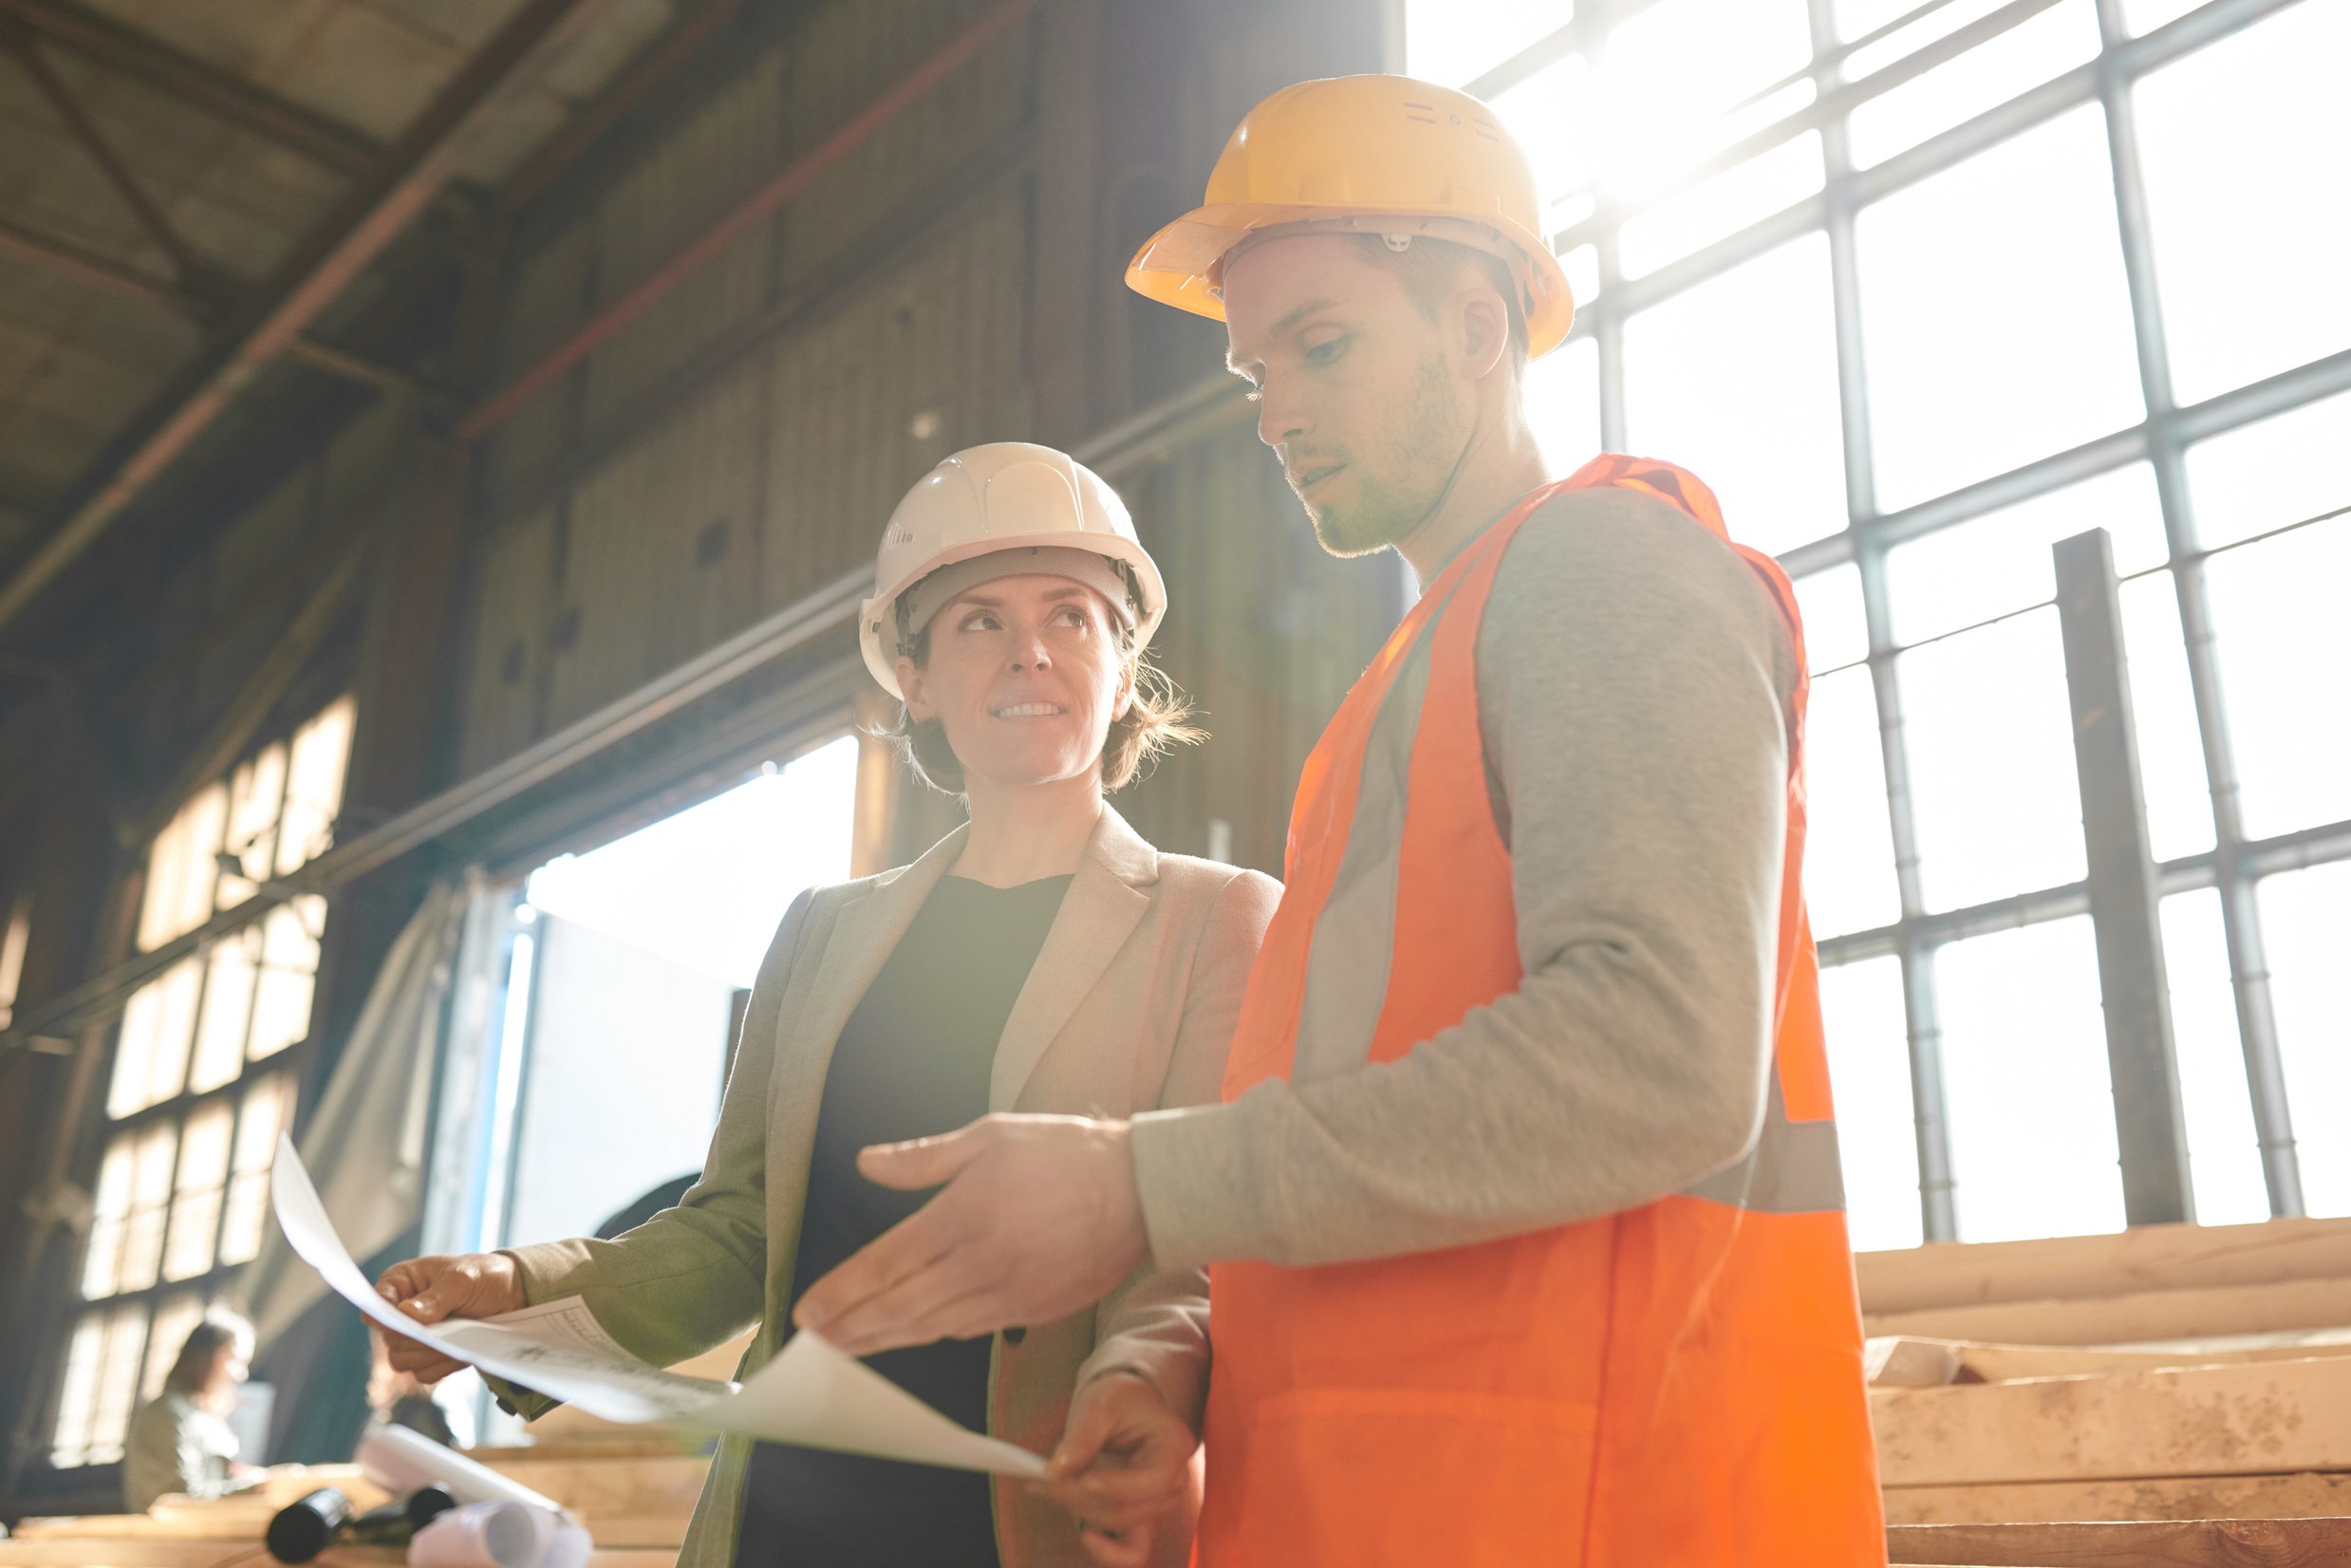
[1257,380,1306,451]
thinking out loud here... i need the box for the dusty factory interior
[0,0,2345,1563]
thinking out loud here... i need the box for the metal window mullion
[1811,0,1955,1243]
[2093,0,2304,1218]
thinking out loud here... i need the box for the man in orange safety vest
[797,73,1887,1566]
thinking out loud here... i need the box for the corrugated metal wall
[445,0,1397,872]
[456,0,1036,779]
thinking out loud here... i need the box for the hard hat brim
[1126,201,1575,358]
[858,531,1169,700]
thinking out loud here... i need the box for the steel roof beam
[0,0,381,174]
[0,0,638,636]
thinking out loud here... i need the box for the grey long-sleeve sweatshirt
[1128,484,1801,1271]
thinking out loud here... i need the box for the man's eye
[1304,337,1345,364]
[963,613,1000,631]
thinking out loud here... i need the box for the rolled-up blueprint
[407,1502,589,1568]
[359,1424,567,1517]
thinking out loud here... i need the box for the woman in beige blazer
[376,444,1274,1568]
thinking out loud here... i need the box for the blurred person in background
[123,1311,259,1511]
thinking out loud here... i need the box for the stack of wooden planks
[1857,1212,2351,1544]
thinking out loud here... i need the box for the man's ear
[897,656,934,720]
[1458,286,1511,381]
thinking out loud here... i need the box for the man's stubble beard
[1293,350,1468,560]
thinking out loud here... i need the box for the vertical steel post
[2055,527,2194,1223]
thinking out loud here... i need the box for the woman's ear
[897,656,933,720]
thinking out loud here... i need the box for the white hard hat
[859,442,1167,699]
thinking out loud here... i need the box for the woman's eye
[962,613,999,632]
[1052,607,1088,628]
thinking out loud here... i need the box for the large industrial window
[49,697,354,1469]
[1408,0,2351,1246]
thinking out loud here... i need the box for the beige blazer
[498,804,1278,1568]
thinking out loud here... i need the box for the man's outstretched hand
[793,1114,1150,1357]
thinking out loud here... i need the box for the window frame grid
[1450,0,2347,1241]
[48,700,349,1470]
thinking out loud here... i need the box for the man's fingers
[824,1268,1001,1359]
[793,1202,965,1338]
[853,1121,989,1192]
[1045,1387,1119,1480]
[1078,1521,1151,1568]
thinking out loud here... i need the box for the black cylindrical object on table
[265,1487,352,1563]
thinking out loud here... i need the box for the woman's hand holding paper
[375,1252,528,1382]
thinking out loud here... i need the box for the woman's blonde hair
[881,618,1203,795]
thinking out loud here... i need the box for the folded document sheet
[271,1135,1045,1477]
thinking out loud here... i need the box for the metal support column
[2054,527,2194,1224]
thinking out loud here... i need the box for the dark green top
[736,872,1073,1568]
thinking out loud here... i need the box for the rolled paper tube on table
[359,1424,569,1516]
[407,1503,548,1568]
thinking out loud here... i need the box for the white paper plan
[271,1135,1046,1477]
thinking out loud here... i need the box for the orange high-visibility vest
[1198,456,1885,1566]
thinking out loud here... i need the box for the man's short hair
[1352,234,1532,374]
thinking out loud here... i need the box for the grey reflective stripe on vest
[1290,584,1450,1087]
[1681,1071,1848,1215]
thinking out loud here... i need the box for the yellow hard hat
[1126,74,1575,358]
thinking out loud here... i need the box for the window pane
[2136,1,2351,403]
[1857,106,2143,511]
[108,958,200,1118]
[2159,889,2268,1224]
[140,1293,208,1404]
[250,901,322,1061]
[2117,570,2213,862]
[277,697,354,877]
[1624,233,1848,556]
[2184,387,2351,551]
[1819,954,1924,1250]
[82,1138,135,1298]
[1407,0,1570,88]
[2119,0,2202,32]
[1794,562,1868,674]
[220,1073,295,1265]
[1523,333,1600,475]
[2260,861,2351,1217]
[216,742,287,910]
[1806,665,1902,938]
[2202,516,2351,841]
[1492,52,1597,215]
[1884,464,2168,645]
[1937,915,2125,1241]
[139,784,226,952]
[191,929,259,1094]
[116,1120,181,1294]
[1619,133,1823,279]
[1599,0,1813,198]
[1901,607,2083,910]
[0,893,28,1030]
[85,1302,151,1465]
[163,1098,233,1282]
[50,1312,106,1466]
[1847,0,2101,169]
